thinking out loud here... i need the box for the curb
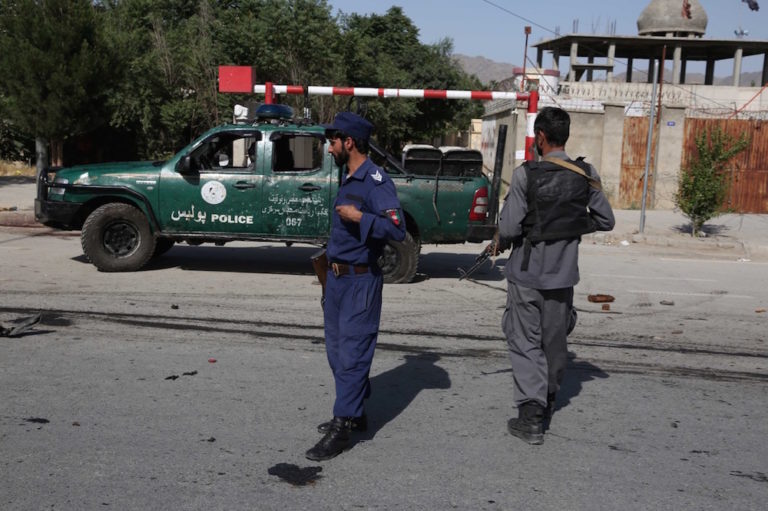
[584,231,754,254]
[0,210,41,228]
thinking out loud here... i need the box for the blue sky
[327,0,768,74]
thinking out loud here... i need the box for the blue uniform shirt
[327,158,406,266]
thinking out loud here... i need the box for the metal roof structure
[532,34,768,86]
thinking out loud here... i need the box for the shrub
[675,127,749,237]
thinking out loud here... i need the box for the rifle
[458,237,500,281]
[310,248,329,307]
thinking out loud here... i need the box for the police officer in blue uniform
[306,112,406,461]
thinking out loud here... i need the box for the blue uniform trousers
[323,269,383,418]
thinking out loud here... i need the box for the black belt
[329,262,369,277]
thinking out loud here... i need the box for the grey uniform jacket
[498,150,615,290]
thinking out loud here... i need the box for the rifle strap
[542,156,602,191]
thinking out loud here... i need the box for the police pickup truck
[35,105,497,283]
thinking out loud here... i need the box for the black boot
[545,393,557,420]
[543,393,557,431]
[507,401,545,445]
[305,417,351,461]
[317,414,367,434]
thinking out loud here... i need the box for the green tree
[105,0,343,158]
[675,127,749,236]
[103,0,218,158]
[215,0,345,122]
[339,7,483,152]
[0,96,34,161]
[0,0,113,169]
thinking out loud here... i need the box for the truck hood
[53,160,164,185]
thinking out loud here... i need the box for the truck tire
[379,232,419,284]
[81,203,156,272]
[152,238,175,258]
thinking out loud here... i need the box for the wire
[479,0,556,36]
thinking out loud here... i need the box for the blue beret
[322,112,374,141]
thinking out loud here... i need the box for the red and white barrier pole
[524,89,539,161]
[219,66,532,103]
[252,84,526,102]
[218,67,540,160]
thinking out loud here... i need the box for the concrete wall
[566,110,606,175]
[560,82,768,117]
[482,101,696,210]
[653,105,686,209]
[599,104,625,204]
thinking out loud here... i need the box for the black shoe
[305,417,352,461]
[317,414,367,434]
[507,402,545,445]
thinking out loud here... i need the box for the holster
[310,249,329,307]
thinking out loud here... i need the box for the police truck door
[158,129,264,235]
[260,132,333,238]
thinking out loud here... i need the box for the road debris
[602,304,611,311]
[268,463,323,486]
[756,308,766,314]
[1,313,42,337]
[208,358,217,363]
[660,300,675,306]
[24,418,49,424]
[588,294,615,303]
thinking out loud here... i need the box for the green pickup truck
[35,105,497,283]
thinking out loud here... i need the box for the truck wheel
[379,232,419,284]
[81,203,156,272]
[152,238,175,258]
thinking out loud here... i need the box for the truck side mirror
[178,155,194,174]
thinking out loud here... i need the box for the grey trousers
[502,281,575,407]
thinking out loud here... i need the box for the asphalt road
[1,227,767,510]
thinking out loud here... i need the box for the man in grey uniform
[496,107,615,445]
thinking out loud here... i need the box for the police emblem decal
[386,209,401,226]
[201,181,227,205]
[371,170,383,182]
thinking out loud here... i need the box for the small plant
[675,127,749,237]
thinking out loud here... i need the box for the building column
[647,58,656,84]
[680,59,687,84]
[672,45,682,85]
[705,59,715,85]
[587,55,594,81]
[733,47,743,87]
[536,47,543,68]
[627,57,634,82]
[568,42,578,82]
[763,53,768,87]
[607,43,616,83]
[552,51,560,73]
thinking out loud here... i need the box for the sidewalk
[2,176,767,258]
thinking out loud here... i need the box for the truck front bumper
[35,199,81,230]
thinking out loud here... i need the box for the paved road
[1,229,767,510]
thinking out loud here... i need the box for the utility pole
[521,26,532,92]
